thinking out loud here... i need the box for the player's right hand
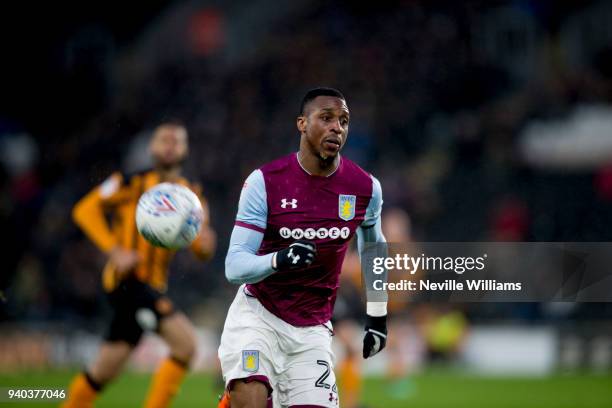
[273,240,317,271]
[363,314,387,358]
[109,246,141,277]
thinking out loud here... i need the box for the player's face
[149,125,188,168]
[298,96,350,159]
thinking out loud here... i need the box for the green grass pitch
[0,370,610,407]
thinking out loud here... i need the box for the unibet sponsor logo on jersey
[279,226,350,240]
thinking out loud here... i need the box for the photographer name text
[373,279,522,291]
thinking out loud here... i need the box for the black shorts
[105,278,175,346]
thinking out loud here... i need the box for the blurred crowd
[2,0,612,327]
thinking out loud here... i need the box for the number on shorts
[315,360,331,389]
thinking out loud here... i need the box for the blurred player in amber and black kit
[63,121,216,408]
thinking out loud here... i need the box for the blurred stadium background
[1,0,612,406]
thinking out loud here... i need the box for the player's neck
[155,165,181,182]
[297,150,340,177]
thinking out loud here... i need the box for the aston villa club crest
[242,350,259,373]
[338,194,356,221]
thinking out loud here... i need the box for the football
[136,182,203,249]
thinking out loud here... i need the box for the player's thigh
[219,324,277,392]
[218,291,278,395]
[158,312,196,362]
[105,281,145,346]
[105,278,174,345]
[89,341,133,384]
[281,345,339,407]
[230,380,269,408]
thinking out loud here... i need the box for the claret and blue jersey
[226,153,383,327]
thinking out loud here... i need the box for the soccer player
[63,121,216,408]
[218,88,387,407]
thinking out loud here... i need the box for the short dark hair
[300,87,345,115]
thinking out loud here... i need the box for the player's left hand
[363,314,387,358]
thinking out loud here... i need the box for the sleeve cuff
[367,301,387,317]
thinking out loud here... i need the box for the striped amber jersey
[72,169,211,292]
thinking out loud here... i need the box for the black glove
[273,240,317,271]
[363,314,387,358]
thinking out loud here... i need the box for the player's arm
[225,226,274,284]
[72,173,140,274]
[357,175,388,358]
[188,184,217,261]
[225,170,274,284]
[72,173,123,253]
[224,170,316,285]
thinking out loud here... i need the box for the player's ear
[297,115,306,133]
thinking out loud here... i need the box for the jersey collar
[295,152,342,178]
